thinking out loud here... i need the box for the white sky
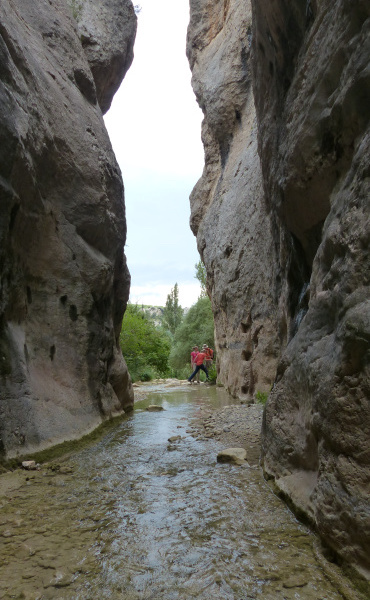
[104,0,204,308]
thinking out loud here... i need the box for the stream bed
[0,384,364,599]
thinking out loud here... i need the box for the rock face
[187,0,283,401]
[77,0,136,114]
[0,0,137,459]
[188,0,369,579]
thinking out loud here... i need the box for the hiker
[190,346,200,384]
[203,344,214,371]
[188,348,209,383]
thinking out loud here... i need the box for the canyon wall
[188,0,370,579]
[0,0,136,459]
[187,0,284,401]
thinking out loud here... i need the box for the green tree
[120,304,171,381]
[169,295,215,372]
[195,260,207,297]
[162,283,184,336]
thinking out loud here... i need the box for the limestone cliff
[187,0,283,401]
[188,0,369,579]
[0,0,137,458]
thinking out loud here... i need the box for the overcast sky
[104,0,204,308]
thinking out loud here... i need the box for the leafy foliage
[169,296,215,372]
[119,304,171,382]
[162,283,184,336]
[195,260,207,297]
[207,363,217,382]
[255,390,268,405]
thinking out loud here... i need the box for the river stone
[283,576,308,589]
[21,461,37,471]
[217,448,248,465]
[146,405,164,412]
[167,445,177,452]
[168,435,181,442]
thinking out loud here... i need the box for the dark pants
[188,364,209,381]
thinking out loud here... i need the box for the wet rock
[283,575,308,589]
[217,448,248,465]
[44,570,74,588]
[59,466,74,475]
[168,435,182,442]
[146,405,164,412]
[21,461,37,471]
[2,530,13,538]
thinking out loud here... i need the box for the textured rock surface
[0,0,136,458]
[217,447,248,465]
[76,0,136,114]
[187,0,283,401]
[188,0,370,579]
[252,0,370,577]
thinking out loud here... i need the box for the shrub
[207,363,217,383]
[120,304,171,382]
[169,296,215,370]
[255,390,268,405]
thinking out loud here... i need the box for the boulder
[21,461,37,471]
[217,448,248,465]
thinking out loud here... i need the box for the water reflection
[0,385,363,599]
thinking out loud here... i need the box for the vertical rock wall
[188,0,370,578]
[0,0,137,459]
[186,0,285,401]
[252,0,370,577]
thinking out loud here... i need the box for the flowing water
[0,384,364,599]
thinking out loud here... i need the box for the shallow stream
[0,384,363,599]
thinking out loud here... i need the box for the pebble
[283,575,308,588]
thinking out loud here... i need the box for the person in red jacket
[203,344,214,371]
[188,349,209,382]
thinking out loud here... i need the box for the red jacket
[195,352,206,366]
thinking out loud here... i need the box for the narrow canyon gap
[0,0,369,585]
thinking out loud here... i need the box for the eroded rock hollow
[0,0,137,458]
[188,0,370,578]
